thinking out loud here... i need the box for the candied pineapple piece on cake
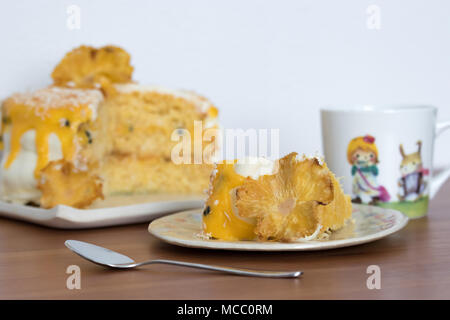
[38,160,103,209]
[51,45,133,90]
[202,153,352,242]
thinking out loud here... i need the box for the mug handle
[430,120,450,199]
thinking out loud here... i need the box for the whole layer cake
[0,45,219,208]
[202,153,352,242]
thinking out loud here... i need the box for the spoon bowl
[65,240,135,267]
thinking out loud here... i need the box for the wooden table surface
[1,182,450,300]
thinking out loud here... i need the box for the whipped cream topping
[233,157,276,179]
[296,224,323,241]
[204,116,219,129]
[0,130,63,203]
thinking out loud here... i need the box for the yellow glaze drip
[207,106,218,118]
[202,161,256,241]
[1,103,93,178]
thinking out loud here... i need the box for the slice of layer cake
[202,153,352,242]
[97,83,219,196]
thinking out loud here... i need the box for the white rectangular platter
[0,194,204,229]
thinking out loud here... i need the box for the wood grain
[1,181,450,299]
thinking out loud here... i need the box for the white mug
[320,105,450,218]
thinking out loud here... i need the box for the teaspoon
[65,240,302,278]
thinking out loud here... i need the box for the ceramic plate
[0,194,204,229]
[148,204,409,251]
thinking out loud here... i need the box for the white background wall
[1,0,449,167]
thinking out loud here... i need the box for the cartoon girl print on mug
[398,141,429,202]
[347,135,390,205]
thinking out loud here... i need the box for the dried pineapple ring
[51,45,134,91]
[38,160,103,209]
[235,152,343,242]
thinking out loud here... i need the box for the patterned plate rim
[148,204,409,251]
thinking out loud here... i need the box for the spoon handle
[137,259,302,278]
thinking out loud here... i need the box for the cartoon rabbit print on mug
[347,135,391,205]
[398,141,429,202]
